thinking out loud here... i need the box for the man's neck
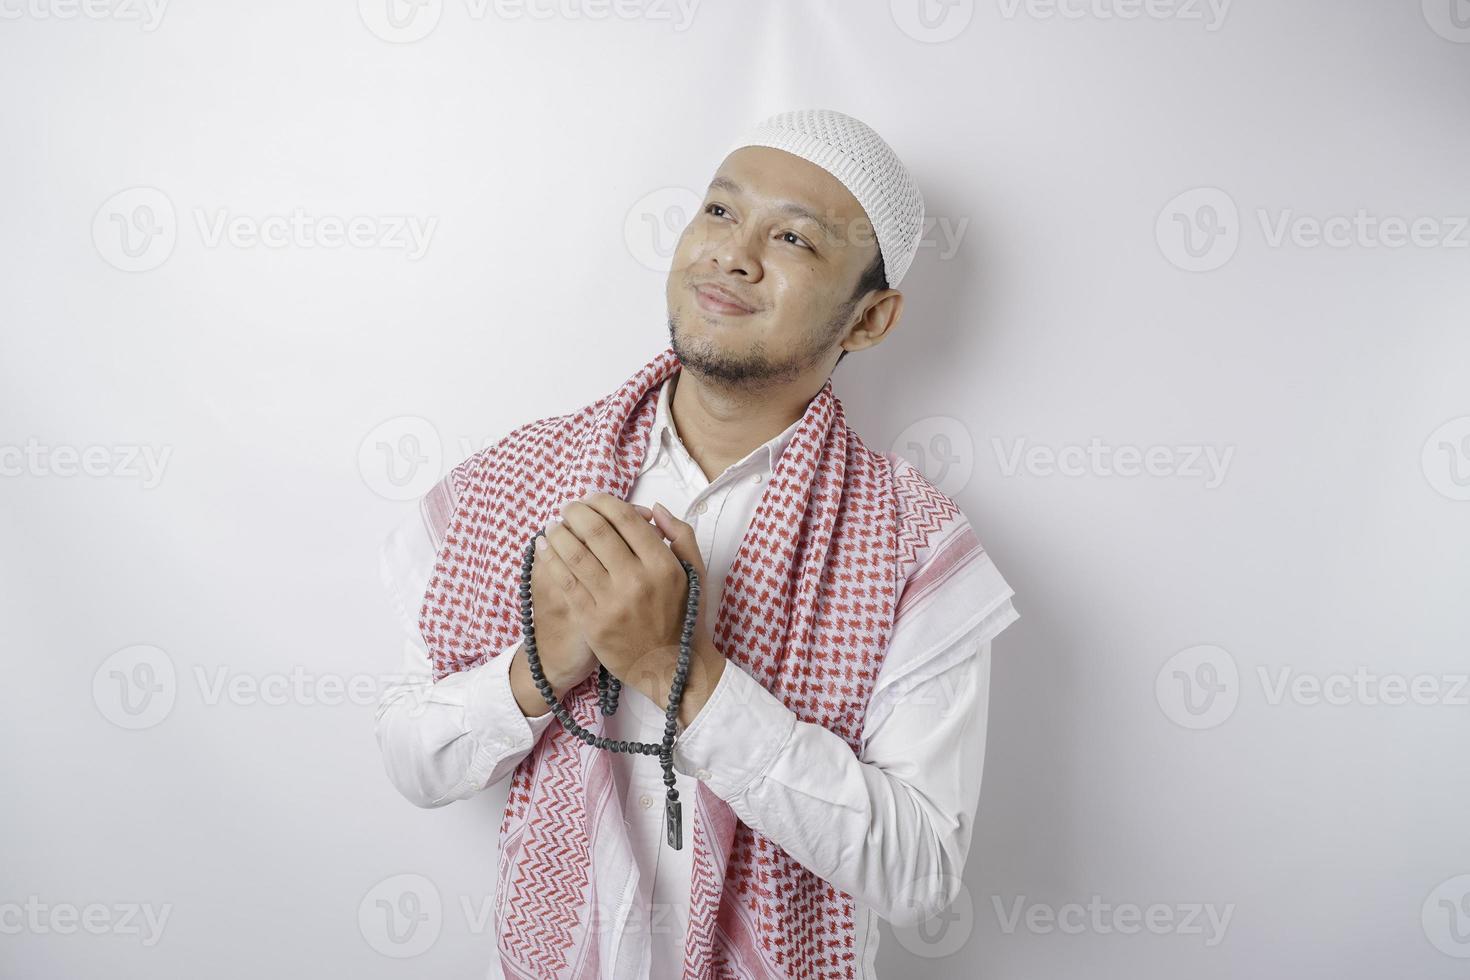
[667,370,816,483]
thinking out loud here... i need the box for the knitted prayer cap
[724,108,926,287]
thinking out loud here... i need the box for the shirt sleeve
[373,502,557,809]
[670,610,1009,928]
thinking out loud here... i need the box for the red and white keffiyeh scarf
[417,345,973,979]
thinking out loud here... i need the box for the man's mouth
[693,284,756,316]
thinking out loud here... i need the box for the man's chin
[672,310,725,347]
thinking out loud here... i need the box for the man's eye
[703,205,810,250]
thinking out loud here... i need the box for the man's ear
[844,290,904,354]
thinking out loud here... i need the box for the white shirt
[375,376,1019,979]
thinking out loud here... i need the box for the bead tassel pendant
[665,798,682,849]
[519,523,700,850]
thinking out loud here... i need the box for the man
[375,108,1019,979]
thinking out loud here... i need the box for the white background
[2,0,1468,977]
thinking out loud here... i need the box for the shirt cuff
[671,659,797,801]
[463,639,557,763]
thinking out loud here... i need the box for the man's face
[665,145,881,388]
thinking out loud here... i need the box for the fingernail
[535,535,548,552]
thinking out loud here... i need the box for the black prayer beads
[518,523,700,849]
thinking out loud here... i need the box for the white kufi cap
[725,108,926,287]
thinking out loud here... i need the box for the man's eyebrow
[706,176,842,243]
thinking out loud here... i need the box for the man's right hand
[508,526,601,718]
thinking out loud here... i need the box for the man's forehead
[709,147,869,234]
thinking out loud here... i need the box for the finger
[650,502,706,579]
[577,492,674,568]
[534,533,598,612]
[544,510,614,595]
[558,496,642,583]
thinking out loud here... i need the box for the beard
[667,293,855,392]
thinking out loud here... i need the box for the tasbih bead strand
[518,523,699,849]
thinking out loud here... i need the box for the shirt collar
[638,372,804,478]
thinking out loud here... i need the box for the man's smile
[693,283,757,316]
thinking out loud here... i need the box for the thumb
[653,502,705,578]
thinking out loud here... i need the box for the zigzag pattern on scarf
[498,688,595,977]
[891,457,963,574]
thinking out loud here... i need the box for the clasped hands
[532,492,725,728]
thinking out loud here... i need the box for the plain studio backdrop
[2,1,1467,977]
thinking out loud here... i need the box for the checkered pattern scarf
[417,345,964,978]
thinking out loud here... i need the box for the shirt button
[695,768,712,780]
[695,501,708,515]
[638,794,653,809]
[752,473,761,483]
